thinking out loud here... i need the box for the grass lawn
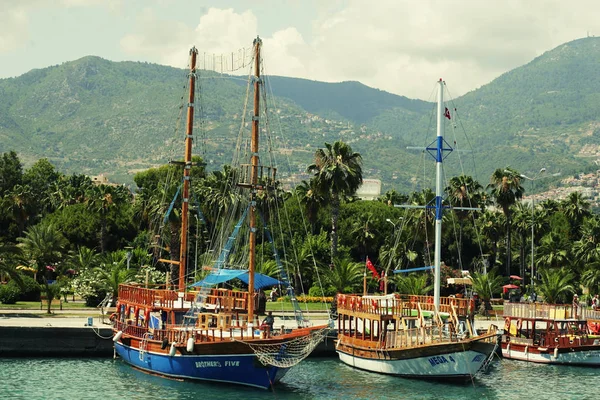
[0,301,91,310]
[266,301,330,312]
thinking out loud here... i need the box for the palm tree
[85,185,117,253]
[95,261,137,303]
[445,175,484,254]
[560,191,591,238]
[325,257,364,293]
[535,231,570,271]
[17,224,68,282]
[4,184,35,236]
[488,167,524,276]
[308,141,363,264]
[394,273,432,295]
[378,190,408,207]
[295,178,326,233]
[0,240,24,286]
[349,213,376,261]
[536,267,574,304]
[470,269,504,302]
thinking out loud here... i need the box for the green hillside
[0,37,599,190]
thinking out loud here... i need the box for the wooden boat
[111,37,328,390]
[502,302,600,365]
[335,79,499,381]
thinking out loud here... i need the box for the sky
[1,0,599,100]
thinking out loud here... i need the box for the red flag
[444,107,451,120]
[366,257,380,280]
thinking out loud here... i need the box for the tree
[488,167,524,276]
[445,175,484,255]
[95,253,137,303]
[536,267,574,304]
[17,224,68,282]
[470,269,504,302]
[295,179,326,233]
[560,191,591,238]
[0,240,24,286]
[325,257,364,293]
[308,141,363,264]
[394,273,432,295]
[0,151,23,194]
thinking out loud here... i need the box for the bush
[17,275,41,301]
[0,283,21,304]
[85,289,107,307]
[308,285,337,297]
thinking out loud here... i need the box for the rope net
[241,328,329,368]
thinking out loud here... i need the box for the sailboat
[111,37,329,390]
[335,79,499,381]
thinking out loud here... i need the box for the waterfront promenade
[0,308,503,330]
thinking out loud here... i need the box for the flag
[366,257,380,280]
[444,107,451,120]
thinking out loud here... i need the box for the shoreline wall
[0,327,114,357]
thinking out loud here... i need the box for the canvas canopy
[191,270,283,290]
[447,277,472,285]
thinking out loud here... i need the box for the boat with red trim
[111,37,328,390]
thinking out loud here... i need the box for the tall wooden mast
[247,37,262,323]
[178,47,198,292]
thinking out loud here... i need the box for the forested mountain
[1,37,599,190]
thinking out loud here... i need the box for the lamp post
[520,168,546,295]
[385,218,396,230]
[125,246,133,270]
[194,214,199,281]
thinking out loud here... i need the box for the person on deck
[261,311,275,334]
[270,287,279,302]
[592,294,598,311]
[573,294,580,319]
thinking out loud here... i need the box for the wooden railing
[118,284,196,309]
[503,302,600,321]
[336,294,469,317]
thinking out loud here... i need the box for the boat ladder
[139,333,150,361]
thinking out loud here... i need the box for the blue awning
[191,270,284,290]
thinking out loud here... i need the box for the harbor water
[1,356,598,399]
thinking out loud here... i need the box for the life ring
[109,313,118,322]
[516,319,522,331]
[504,318,511,331]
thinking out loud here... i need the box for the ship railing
[336,294,469,317]
[117,284,196,309]
[382,325,456,349]
[115,319,269,343]
[503,302,588,320]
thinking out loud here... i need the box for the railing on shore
[504,302,600,321]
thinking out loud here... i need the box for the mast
[247,37,262,323]
[433,78,444,311]
[178,47,198,292]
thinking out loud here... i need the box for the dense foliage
[1,149,597,306]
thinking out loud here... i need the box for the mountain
[1,37,599,191]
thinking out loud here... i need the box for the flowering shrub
[278,294,334,303]
[135,265,166,285]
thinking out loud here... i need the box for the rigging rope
[239,327,329,368]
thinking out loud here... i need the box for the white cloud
[4,0,600,99]
[0,5,31,52]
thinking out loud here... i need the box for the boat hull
[502,344,600,366]
[337,337,497,381]
[114,341,288,389]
